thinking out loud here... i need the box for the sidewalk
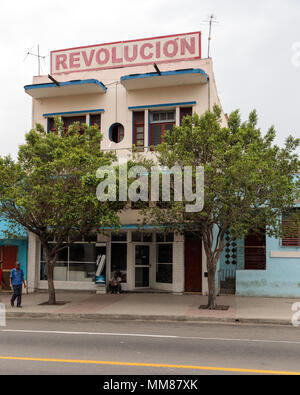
[0,291,298,326]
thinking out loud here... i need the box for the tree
[142,106,300,309]
[0,119,124,305]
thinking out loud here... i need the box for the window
[150,110,175,148]
[63,116,86,132]
[156,233,174,243]
[110,123,124,143]
[132,232,153,242]
[133,111,145,152]
[40,241,102,282]
[111,243,127,283]
[180,107,193,125]
[90,114,101,128]
[156,244,173,284]
[48,118,57,133]
[111,232,127,242]
[282,208,300,247]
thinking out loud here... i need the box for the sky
[0,0,299,158]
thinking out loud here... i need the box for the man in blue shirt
[10,262,26,308]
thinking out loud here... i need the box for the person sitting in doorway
[109,271,122,294]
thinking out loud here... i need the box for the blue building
[218,182,300,298]
[0,218,28,291]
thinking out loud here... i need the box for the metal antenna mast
[23,45,46,75]
[206,14,218,58]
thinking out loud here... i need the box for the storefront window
[156,243,173,284]
[40,242,100,282]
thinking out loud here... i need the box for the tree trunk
[207,263,217,310]
[46,258,56,305]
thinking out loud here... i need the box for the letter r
[56,54,67,71]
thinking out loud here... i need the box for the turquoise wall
[236,234,300,298]
[0,218,28,279]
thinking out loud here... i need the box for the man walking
[10,262,26,308]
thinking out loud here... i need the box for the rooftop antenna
[23,45,46,76]
[203,14,219,58]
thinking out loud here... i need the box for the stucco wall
[236,235,300,298]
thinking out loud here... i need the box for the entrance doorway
[135,245,150,288]
[185,238,202,293]
[1,246,18,291]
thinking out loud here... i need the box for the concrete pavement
[0,291,299,326]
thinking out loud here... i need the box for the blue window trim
[101,224,166,230]
[128,101,196,111]
[132,112,134,146]
[43,109,104,117]
[148,110,150,149]
[24,79,107,93]
[121,68,209,83]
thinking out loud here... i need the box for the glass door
[135,245,150,288]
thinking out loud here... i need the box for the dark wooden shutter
[282,210,300,246]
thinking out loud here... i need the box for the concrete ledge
[5,312,292,326]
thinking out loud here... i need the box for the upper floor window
[63,115,86,132]
[90,114,101,128]
[109,123,125,143]
[180,107,193,125]
[282,208,300,247]
[133,111,145,152]
[149,110,175,148]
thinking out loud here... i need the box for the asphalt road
[0,319,300,375]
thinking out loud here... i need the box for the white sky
[0,0,299,158]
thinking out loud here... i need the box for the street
[0,319,300,375]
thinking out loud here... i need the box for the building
[0,218,28,291]
[218,187,300,298]
[24,32,300,298]
[24,32,226,294]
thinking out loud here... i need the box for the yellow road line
[0,356,299,375]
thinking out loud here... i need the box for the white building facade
[24,32,226,295]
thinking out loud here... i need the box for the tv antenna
[203,14,219,58]
[23,45,46,76]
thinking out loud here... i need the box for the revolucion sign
[51,32,201,74]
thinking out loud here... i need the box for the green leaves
[0,123,122,250]
[144,105,300,246]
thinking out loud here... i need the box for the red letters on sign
[82,50,95,67]
[69,52,81,68]
[140,43,154,60]
[51,33,201,74]
[163,40,179,58]
[124,45,138,62]
[112,47,123,63]
[180,37,195,56]
[96,48,110,65]
[56,54,67,71]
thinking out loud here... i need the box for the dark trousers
[109,283,121,294]
[11,285,22,307]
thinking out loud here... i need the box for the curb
[5,312,293,326]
